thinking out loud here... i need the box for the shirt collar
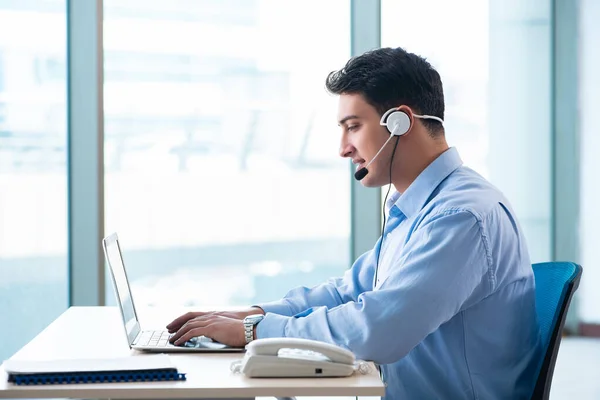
[387,147,463,218]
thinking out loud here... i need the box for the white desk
[0,306,385,399]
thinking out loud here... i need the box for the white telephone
[232,338,359,378]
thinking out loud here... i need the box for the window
[0,0,68,361]
[381,0,552,263]
[103,0,351,308]
[0,53,4,93]
[578,0,599,324]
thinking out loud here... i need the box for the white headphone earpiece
[387,111,411,136]
[380,108,410,136]
[380,107,445,136]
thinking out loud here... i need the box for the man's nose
[339,138,354,158]
[339,145,353,158]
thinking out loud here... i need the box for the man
[167,47,543,399]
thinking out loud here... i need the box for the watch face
[246,314,263,324]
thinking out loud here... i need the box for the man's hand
[168,314,247,347]
[166,307,264,334]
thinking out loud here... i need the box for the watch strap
[244,315,264,344]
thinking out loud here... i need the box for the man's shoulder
[423,165,512,223]
[416,166,532,289]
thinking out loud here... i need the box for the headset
[355,107,444,288]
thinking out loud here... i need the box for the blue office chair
[530,261,582,400]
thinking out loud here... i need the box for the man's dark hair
[325,47,445,136]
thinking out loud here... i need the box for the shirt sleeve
[255,247,378,317]
[256,210,493,365]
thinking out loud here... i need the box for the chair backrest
[531,261,582,400]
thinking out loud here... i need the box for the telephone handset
[231,337,359,378]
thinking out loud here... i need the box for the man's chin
[359,174,390,188]
[360,177,379,188]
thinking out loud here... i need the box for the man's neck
[392,142,449,193]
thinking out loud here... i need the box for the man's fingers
[166,311,200,331]
[169,319,195,343]
[166,312,193,329]
[169,317,213,343]
[174,325,212,346]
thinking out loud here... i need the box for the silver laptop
[102,232,243,352]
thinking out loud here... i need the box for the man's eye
[347,125,359,132]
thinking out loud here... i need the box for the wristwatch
[243,314,264,344]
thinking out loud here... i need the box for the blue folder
[3,354,186,386]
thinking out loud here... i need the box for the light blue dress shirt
[256,147,543,399]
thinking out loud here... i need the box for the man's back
[380,159,543,399]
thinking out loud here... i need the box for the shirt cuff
[253,300,294,316]
[255,312,290,339]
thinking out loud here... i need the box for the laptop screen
[103,233,141,344]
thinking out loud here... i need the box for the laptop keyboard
[137,330,214,347]
[138,330,172,347]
